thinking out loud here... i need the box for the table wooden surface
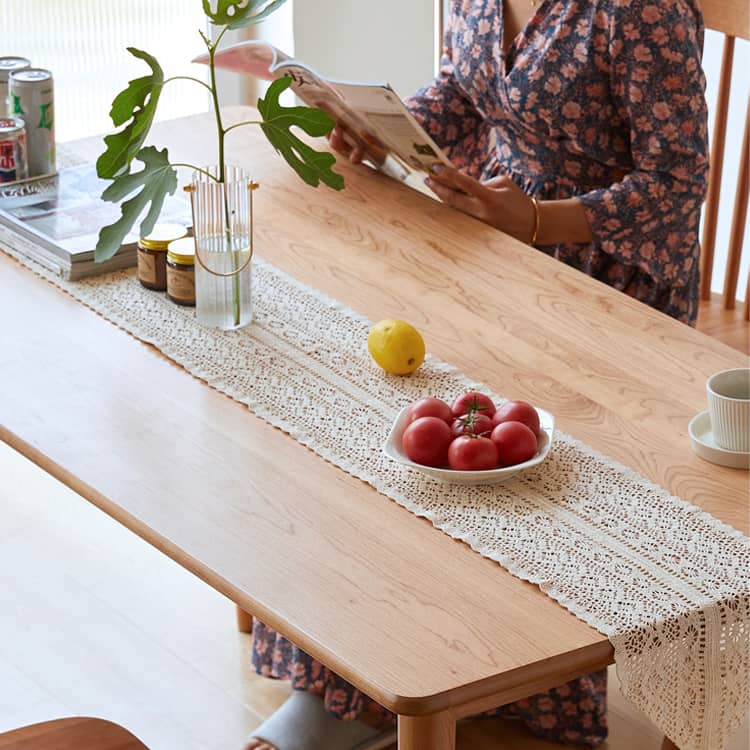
[0,108,747,750]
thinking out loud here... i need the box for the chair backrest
[0,717,150,750]
[697,0,750,319]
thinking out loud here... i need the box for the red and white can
[0,116,28,183]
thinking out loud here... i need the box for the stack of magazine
[0,163,192,281]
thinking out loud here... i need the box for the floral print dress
[406,0,709,324]
[251,0,708,745]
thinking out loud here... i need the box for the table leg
[236,606,253,633]
[398,711,455,750]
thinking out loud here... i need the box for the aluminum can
[0,117,28,183]
[9,67,54,177]
[0,57,31,117]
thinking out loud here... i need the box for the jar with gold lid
[137,223,188,291]
[166,236,196,306]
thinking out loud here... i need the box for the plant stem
[170,163,220,181]
[223,119,262,134]
[206,29,226,184]
[162,75,213,93]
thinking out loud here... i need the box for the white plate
[688,410,750,470]
[384,405,555,485]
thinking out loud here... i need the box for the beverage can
[9,67,55,177]
[0,116,28,183]
[0,57,31,117]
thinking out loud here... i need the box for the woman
[342,0,709,326]
[246,0,708,747]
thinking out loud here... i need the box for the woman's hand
[425,165,537,244]
[328,125,387,167]
[328,125,365,164]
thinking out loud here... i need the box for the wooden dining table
[0,107,747,750]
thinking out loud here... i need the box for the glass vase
[186,165,257,330]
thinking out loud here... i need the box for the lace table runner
[3,244,748,750]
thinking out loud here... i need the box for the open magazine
[193,41,452,189]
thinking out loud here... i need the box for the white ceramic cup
[706,368,750,452]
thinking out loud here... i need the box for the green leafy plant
[95,0,344,263]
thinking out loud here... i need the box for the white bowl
[383,405,555,485]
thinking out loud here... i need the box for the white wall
[293,0,437,99]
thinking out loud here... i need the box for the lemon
[367,318,426,375]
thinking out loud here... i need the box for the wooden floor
[0,442,747,750]
[697,296,749,355]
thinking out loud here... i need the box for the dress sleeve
[403,1,494,179]
[577,0,709,284]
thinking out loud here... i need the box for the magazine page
[192,38,292,81]
[320,79,452,174]
[200,40,451,183]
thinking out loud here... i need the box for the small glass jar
[137,223,188,291]
[166,236,196,307]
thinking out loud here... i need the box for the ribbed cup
[707,368,750,452]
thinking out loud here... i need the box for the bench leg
[236,606,253,633]
[398,711,455,750]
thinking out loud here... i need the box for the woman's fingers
[429,164,483,195]
[482,175,512,189]
[425,165,489,216]
[328,126,353,157]
[426,177,484,215]
[328,125,384,165]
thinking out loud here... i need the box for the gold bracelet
[530,197,540,246]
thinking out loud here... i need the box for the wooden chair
[0,717,150,749]
[698,0,750,339]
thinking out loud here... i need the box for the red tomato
[406,397,453,425]
[448,435,499,471]
[451,413,493,437]
[402,416,453,467]
[492,400,540,434]
[490,421,538,467]
[450,391,496,418]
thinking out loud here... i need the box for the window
[2,1,211,141]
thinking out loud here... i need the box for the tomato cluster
[401,392,541,471]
